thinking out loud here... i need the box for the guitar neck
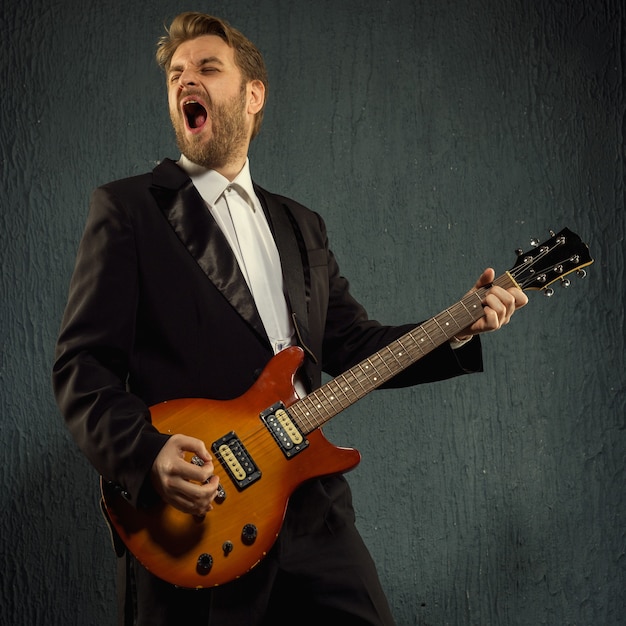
[289,272,518,434]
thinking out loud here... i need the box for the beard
[171,84,248,170]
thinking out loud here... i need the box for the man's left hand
[454,268,528,341]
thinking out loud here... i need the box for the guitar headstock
[508,228,594,295]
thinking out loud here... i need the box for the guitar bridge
[260,402,309,459]
[212,432,261,490]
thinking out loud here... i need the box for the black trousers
[118,476,395,626]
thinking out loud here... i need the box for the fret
[355,360,377,391]
[392,337,412,365]
[405,329,428,357]
[369,350,395,381]
[339,369,361,397]
[385,340,412,373]
[309,391,331,425]
[288,284,492,434]
[381,344,403,379]
[290,398,314,432]
[458,298,475,318]
[316,385,336,416]
[430,316,449,340]
[297,393,325,430]
[419,324,436,347]
[452,301,474,328]
[438,307,464,336]
[325,376,352,409]
[460,291,485,325]
[339,374,359,404]
[494,272,517,290]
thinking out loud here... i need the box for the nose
[178,67,198,88]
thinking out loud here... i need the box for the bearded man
[53,12,526,626]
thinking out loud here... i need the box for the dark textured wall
[1,1,624,624]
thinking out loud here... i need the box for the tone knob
[196,553,213,574]
[241,524,258,545]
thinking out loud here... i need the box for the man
[52,12,527,626]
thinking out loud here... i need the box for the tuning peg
[560,277,571,288]
[530,238,540,247]
[577,269,587,279]
[549,230,556,237]
[514,248,523,256]
[544,288,555,297]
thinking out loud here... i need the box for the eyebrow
[169,56,226,74]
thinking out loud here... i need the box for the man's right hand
[150,433,220,516]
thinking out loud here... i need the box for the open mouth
[183,100,208,130]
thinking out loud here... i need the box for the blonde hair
[156,12,268,139]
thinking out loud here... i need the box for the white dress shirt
[177,156,312,394]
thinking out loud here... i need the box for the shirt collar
[177,154,258,211]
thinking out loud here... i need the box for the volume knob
[241,524,258,545]
[196,553,213,574]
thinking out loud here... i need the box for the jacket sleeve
[308,212,483,387]
[52,186,168,508]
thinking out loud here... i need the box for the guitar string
[210,238,566,473]
[276,238,564,433]
[211,290,497,468]
[507,237,565,287]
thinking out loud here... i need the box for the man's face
[167,35,254,171]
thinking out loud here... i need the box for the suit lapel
[256,187,316,363]
[149,159,267,342]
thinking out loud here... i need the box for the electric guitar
[101,227,593,589]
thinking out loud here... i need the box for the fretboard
[289,273,517,434]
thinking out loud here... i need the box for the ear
[247,79,265,115]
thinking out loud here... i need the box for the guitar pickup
[212,432,261,491]
[260,402,309,459]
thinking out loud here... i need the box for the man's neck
[179,152,248,182]
[214,154,248,182]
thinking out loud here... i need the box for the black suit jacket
[53,158,482,509]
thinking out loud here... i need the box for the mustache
[178,90,213,111]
